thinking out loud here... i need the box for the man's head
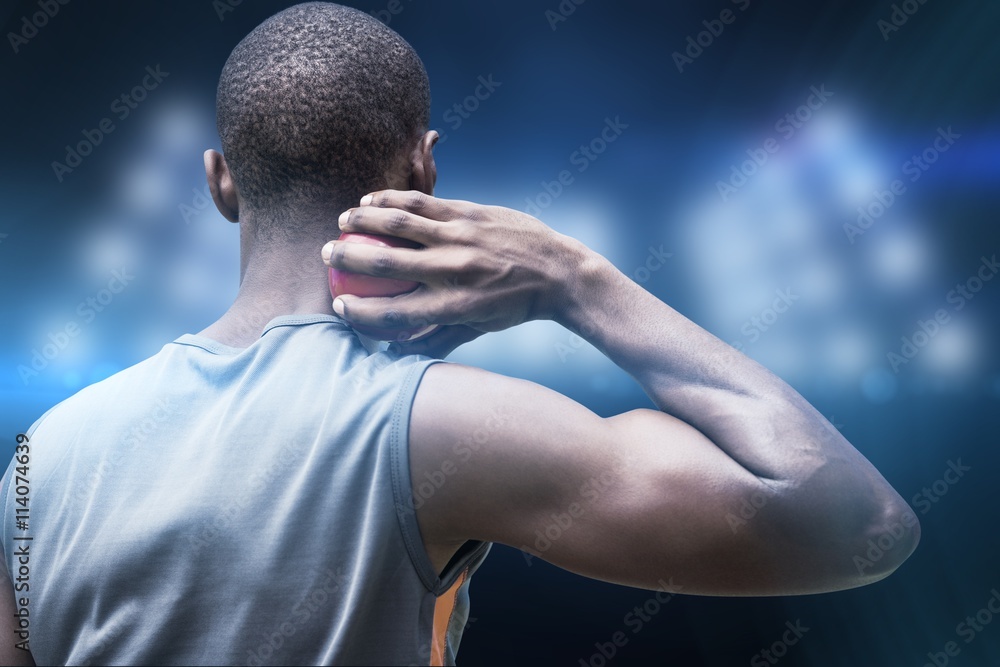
[205,2,437,243]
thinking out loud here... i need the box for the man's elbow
[850,495,921,582]
[810,490,921,591]
[766,476,922,593]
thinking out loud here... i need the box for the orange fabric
[429,569,468,666]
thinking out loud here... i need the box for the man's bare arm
[324,191,919,595]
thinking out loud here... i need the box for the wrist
[549,235,618,332]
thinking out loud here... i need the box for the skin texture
[324,189,921,595]
[0,133,444,663]
[0,127,920,661]
[196,131,444,349]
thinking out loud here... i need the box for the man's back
[0,315,489,666]
[0,4,919,664]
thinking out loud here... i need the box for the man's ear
[408,130,439,195]
[204,149,240,222]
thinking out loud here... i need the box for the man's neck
[198,237,336,348]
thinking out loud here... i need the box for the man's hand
[321,190,589,356]
[323,190,919,595]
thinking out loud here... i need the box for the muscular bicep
[409,362,799,596]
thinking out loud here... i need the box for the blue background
[2,0,999,665]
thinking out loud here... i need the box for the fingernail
[338,210,350,228]
[332,298,345,317]
[322,241,335,262]
[360,194,373,206]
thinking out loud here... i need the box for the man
[0,2,919,666]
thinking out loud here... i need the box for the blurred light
[119,162,174,217]
[88,362,123,384]
[825,327,875,378]
[751,333,807,378]
[590,374,610,392]
[135,326,180,358]
[166,257,230,310]
[450,320,569,371]
[861,367,898,403]
[545,201,620,261]
[84,227,141,278]
[871,227,928,287]
[715,277,780,323]
[923,321,975,374]
[753,155,796,194]
[796,259,843,305]
[31,315,92,366]
[837,162,886,207]
[793,107,890,208]
[800,108,856,155]
[769,203,817,247]
[62,371,83,390]
[150,101,206,153]
[688,199,764,279]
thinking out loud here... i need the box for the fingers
[334,290,458,331]
[388,324,485,359]
[323,240,459,282]
[338,205,445,246]
[357,189,474,223]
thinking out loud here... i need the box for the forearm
[551,244,922,580]
[326,190,918,582]
[555,243,897,503]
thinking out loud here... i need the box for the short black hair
[216,2,430,231]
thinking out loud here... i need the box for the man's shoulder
[25,346,174,439]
